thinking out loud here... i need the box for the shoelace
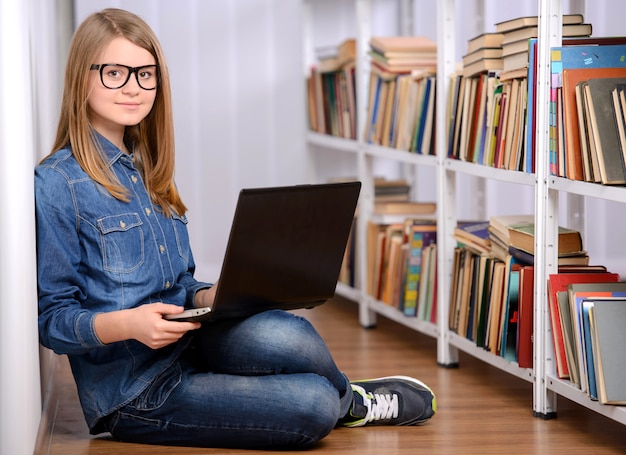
[364,391,399,423]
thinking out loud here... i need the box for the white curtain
[0,1,41,453]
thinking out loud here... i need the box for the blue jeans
[101,310,353,448]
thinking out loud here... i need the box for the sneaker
[339,375,436,427]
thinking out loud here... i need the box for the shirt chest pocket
[97,213,144,273]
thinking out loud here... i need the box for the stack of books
[364,36,438,153]
[498,14,591,78]
[373,178,436,216]
[306,38,357,139]
[369,35,437,75]
[488,214,589,265]
[462,33,504,78]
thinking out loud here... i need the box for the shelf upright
[435,0,459,367]
[533,0,563,419]
[353,0,378,329]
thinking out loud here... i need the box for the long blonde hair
[48,8,186,216]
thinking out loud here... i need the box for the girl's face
[87,37,157,148]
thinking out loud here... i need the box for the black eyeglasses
[90,63,160,90]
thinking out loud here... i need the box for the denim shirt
[35,133,211,433]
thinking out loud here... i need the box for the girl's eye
[106,68,125,80]
[139,70,154,80]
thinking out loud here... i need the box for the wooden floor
[38,296,626,455]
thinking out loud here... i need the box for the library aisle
[40,296,626,455]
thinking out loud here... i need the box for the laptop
[165,181,361,322]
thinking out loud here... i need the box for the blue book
[581,301,598,400]
[525,39,538,174]
[367,75,383,143]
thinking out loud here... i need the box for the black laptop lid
[210,181,361,318]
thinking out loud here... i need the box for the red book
[547,272,620,378]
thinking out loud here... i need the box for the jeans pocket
[131,362,182,411]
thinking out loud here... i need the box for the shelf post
[354,0,378,328]
[533,0,562,419]
[435,0,459,367]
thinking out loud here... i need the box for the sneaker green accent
[339,375,436,427]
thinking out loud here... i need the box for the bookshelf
[303,0,626,426]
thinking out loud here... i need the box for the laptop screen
[210,181,361,318]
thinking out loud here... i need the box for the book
[500,260,522,361]
[373,201,436,215]
[547,273,620,378]
[581,299,598,398]
[454,221,491,255]
[517,265,534,368]
[516,265,609,370]
[507,223,583,256]
[580,77,626,185]
[462,58,503,78]
[502,50,531,72]
[316,38,356,73]
[495,13,584,34]
[379,224,405,304]
[588,299,626,405]
[508,245,589,266]
[474,255,494,347]
[466,32,504,54]
[369,50,437,69]
[501,23,591,46]
[556,290,579,384]
[485,260,506,354]
[501,38,532,57]
[366,221,387,297]
[561,67,626,182]
[370,36,437,54]
[549,41,626,179]
[402,221,437,317]
[488,214,534,260]
[417,243,437,322]
[462,47,503,66]
[567,283,626,397]
[455,249,476,338]
[612,84,626,164]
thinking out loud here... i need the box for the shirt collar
[92,130,135,168]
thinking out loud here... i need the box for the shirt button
[145,208,151,216]
[159,245,165,254]
[119,221,126,229]
[165,281,171,289]
[131,175,138,183]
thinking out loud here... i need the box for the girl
[35,8,435,449]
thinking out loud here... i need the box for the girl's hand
[194,281,218,308]
[94,303,201,349]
